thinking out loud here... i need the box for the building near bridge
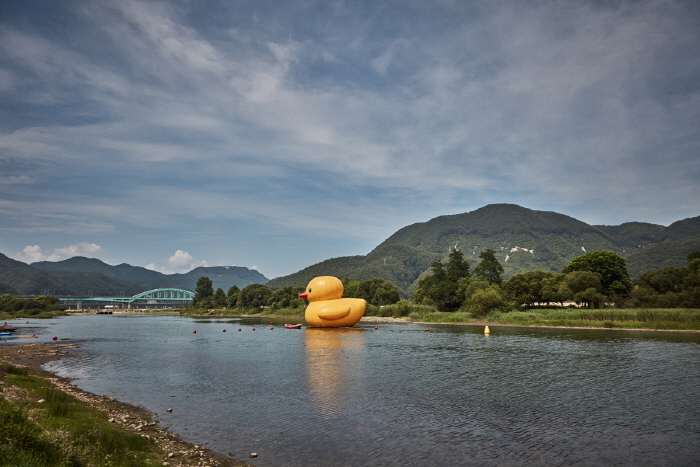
[59,288,194,310]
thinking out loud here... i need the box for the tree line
[191,276,402,310]
[191,249,700,313]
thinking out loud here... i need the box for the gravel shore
[0,343,254,467]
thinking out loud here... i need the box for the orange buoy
[425,328,430,332]
[223,329,226,332]
[193,330,196,334]
[52,336,57,340]
[238,328,241,331]
[252,328,256,331]
[374,326,378,330]
[270,327,273,330]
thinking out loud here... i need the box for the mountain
[0,254,268,296]
[267,204,700,293]
[4,204,698,297]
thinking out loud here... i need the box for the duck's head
[299,276,344,302]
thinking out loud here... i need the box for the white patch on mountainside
[503,246,534,262]
[510,246,534,255]
[581,246,587,252]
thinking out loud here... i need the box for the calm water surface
[4,315,700,466]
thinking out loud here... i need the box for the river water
[4,314,700,466]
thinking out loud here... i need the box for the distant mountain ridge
[267,204,700,294]
[0,255,268,296]
[3,204,699,297]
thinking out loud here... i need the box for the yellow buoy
[484,325,490,335]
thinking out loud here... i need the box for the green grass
[179,306,306,317]
[1,364,162,466]
[405,307,700,330]
[177,304,700,330]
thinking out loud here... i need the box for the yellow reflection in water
[304,328,367,419]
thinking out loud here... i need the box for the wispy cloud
[1,0,698,277]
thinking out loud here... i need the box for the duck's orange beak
[299,292,308,299]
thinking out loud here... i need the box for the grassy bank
[408,308,700,330]
[178,306,305,318]
[1,364,163,466]
[177,304,700,331]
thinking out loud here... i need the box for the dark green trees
[227,285,240,308]
[213,288,227,308]
[343,278,401,306]
[473,249,504,284]
[562,251,632,296]
[239,284,272,309]
[269,286,305,310]
[413,248,471,311]
[630,251,700,307]
[193,276,214,308]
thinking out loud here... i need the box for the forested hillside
[4,204,698,297]
[0,254,268,296]
[268,204,700,294]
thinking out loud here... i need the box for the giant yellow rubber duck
[299,276,366,327]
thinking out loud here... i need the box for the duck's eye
[308,288,312,293]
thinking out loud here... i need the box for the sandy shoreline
[0,343,254,467]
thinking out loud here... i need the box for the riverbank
[0,343,253,467]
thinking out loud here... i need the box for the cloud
[16,243,102,263]
[1,0,699,277]
[145,250,209,274]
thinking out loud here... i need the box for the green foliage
[0,293,64,318]
[343,278,401,306]
[503,270,556,306]
[627,251,700,308]
[212,287,227,308]
[364,299,433,318]
[473,249,504,284]
[193,276,214,308]
[413,248,471,311]
[269,286,305,310]
[239,283,272,308]
[562,251,632,296]
[638,267,686,294]
[226,285,240,308]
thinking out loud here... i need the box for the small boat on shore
[284,323,303,329]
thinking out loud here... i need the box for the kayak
[284,323,303,329]
[0,332,12,336]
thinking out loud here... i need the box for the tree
[445,248,470,282]
[270,286,305,310]
[562,251,632,296]
[559,271,604,308]
[213,287,227,308]
[413,248,471,311]
[193,276,214,308]
[503,270,555,306]
[227,285,240,308]
[239,284,272,309]
[344,278,401,306]
[541,273,567,305]
[638,267,686,294]
[473,249,504,285]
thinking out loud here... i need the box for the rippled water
[5,315,700,466]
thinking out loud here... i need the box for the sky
[1,0,699,279]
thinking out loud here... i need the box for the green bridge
[59,288,195,310]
